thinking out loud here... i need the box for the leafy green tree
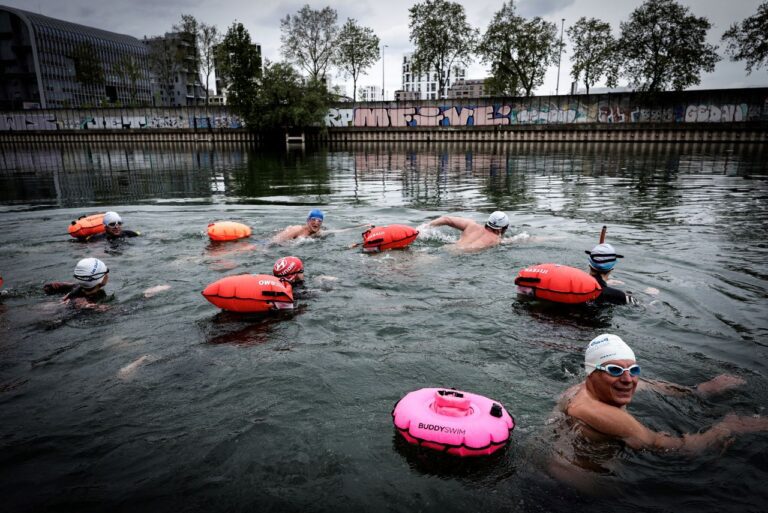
[253,61,333,129]
[71,42,104,89]
[333,19,379,102]
[478,1,558,97]
[617,0,720,92]
[722,2,768,74]
[280,5,339,82]
[216,22,261,118]
[408,0,477,98]
[113,55,143,105]
[567,17,618,94]
[198,22,222,105]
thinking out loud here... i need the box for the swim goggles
[107,221,123,227]
[74,268,109,282]
[595,363,641,377]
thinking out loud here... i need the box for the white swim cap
[103,211,122,226]
[584,334,635,375]
[73,258,109,289]
[486,211,509,231]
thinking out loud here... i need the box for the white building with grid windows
[400,53,466,100]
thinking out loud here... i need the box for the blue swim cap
[586,243,623,272]
[307,209,324,222]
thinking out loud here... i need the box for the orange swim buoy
[207,221,252,242]
[68,213,105,238]
[514,263,601,304]
[202,274,293,313]
[362,224,419,253]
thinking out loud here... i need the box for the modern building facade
[401,52,466,100]
[0,5,152,109]
[358,85,381,102]
[447,79,488,99]
[145,31,206,107]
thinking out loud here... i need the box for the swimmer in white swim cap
[427,211,509,251]
[44,257,110,301]
[552,333,768,455]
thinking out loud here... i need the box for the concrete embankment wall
[1,88,766,143]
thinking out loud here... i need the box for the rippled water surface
[1,142,767,513]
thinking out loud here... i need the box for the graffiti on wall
[325,99,764,128]
[1,94,764,132]
[0,111,244,131]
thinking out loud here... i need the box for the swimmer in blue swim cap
[585,242,636,305]
[554,333,768,457]
[272,209,371,243]
[272,209,326,242]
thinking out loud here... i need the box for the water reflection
[1,142,765,223]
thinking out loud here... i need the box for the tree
[216,22,261,118]
[566,18,618,95]
[478,2,558,97]
[617,0,720,92]
[253,61,333,129]
[722,2,768,74]
[333,19,379,102]
[113,55,143,105]
[408,0,477,98]
[280,5,339,82]
[198,22,222,104]
[71,42,104,90]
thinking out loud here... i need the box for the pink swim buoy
[392,388,515,457]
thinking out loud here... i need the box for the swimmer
[585,242,637,305]
[556,334,768,454]
[426,211,509,251]
[271,209,371,243]
[83,211,141,242]
[273,256,304,286]
[43,257,110,302]
[271,209,326,243]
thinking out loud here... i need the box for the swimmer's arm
[271,225,303,243]
[571,399,767,454]
[43,282,76,294]
[638,375,745,398]
[325,223,373,235]
[429,216,472,231]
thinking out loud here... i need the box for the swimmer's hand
[348,242,361,250]
[717,413,768,434]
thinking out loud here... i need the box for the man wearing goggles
[558,333,768,453]
[271,209,371,243]
[84,211,141,241]
[43,257,111,303]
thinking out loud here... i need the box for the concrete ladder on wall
[286,132,305,146]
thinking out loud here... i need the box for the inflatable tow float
[514,263,601,304]
[202,274,293,313]
[361,224,419,253]
[68,213,105,238]
[207,221,252,242]
[392,388,515,457]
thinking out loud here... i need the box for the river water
[0,142,766,512]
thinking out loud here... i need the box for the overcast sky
[5,0,766,97]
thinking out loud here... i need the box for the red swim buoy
[514,263,601,304]
[207,221,252,242]
[362,224,419,253]
[202,274,293,312]
[68,213,105,238]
